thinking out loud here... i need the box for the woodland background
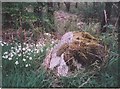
[1,2,119,87]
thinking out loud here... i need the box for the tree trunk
[47,2,54,20]
[64,2,70,12]
[47,2,55,32]
[85,2,88,7]
[101,2,112,32]
[93,2,96,20]
[117,2,120,29]
[118,15,120,29]
[75,2,78,8]
[34,2,43,26]
[57,2,60,8]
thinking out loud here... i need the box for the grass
[2,41,53,88]
[2,68,53,87]
[2,23,119,88]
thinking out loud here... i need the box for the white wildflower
[46,48,49,51]
[1,43,4,46]
[51,40,54,44]
[16,57,18,59]
[3,42,6,45]
[11,47,14,49]
[18,45,21,48]
[18,47,21,51]
[4,52,8,55]
[29,57,32,60]
[23,42,26,45]
[18,53,21,57]
[36,44,39,47]
[44,33,51,36]
[15,61,19,65]
[23,52,25,54]
[36,50,39,53]
[40,48,44,52]
[2,56,6,59]
[11,50,14,53]
[16,50,20,53]
[34,48,37,51]
[25,64,29,67]
[26,44,29,47]
[5,55,8,59]
[23,58,26,62]
[6,43,8,46]
[10,43,12,45]
[22,48,26,51]
[10,53,14,57]
[8,57,12,60]
[28,48,31,52]
[26,56,29,58]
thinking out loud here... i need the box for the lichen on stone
[43,31,108,77]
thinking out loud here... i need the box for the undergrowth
[2,23,119,88]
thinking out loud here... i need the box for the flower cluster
[1,40,47,68]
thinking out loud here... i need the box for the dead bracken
[43,31,108,77]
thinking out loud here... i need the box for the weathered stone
[43,31,108,76]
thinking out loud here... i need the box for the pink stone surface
[43,32,74,76]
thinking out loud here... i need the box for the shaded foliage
[2,2,119,88]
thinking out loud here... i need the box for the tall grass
[2,23,119,88]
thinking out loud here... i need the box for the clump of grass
[2,67,54,88]
[48,23,118,88]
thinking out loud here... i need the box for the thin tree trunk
[64,2,70,12]
[75,2,78,8]
[57,2,60,8]
[34,2,43,25]
[85,2,88,7]
[101,2,112,32]
[47,2,54,15]
[117,2,120,29]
